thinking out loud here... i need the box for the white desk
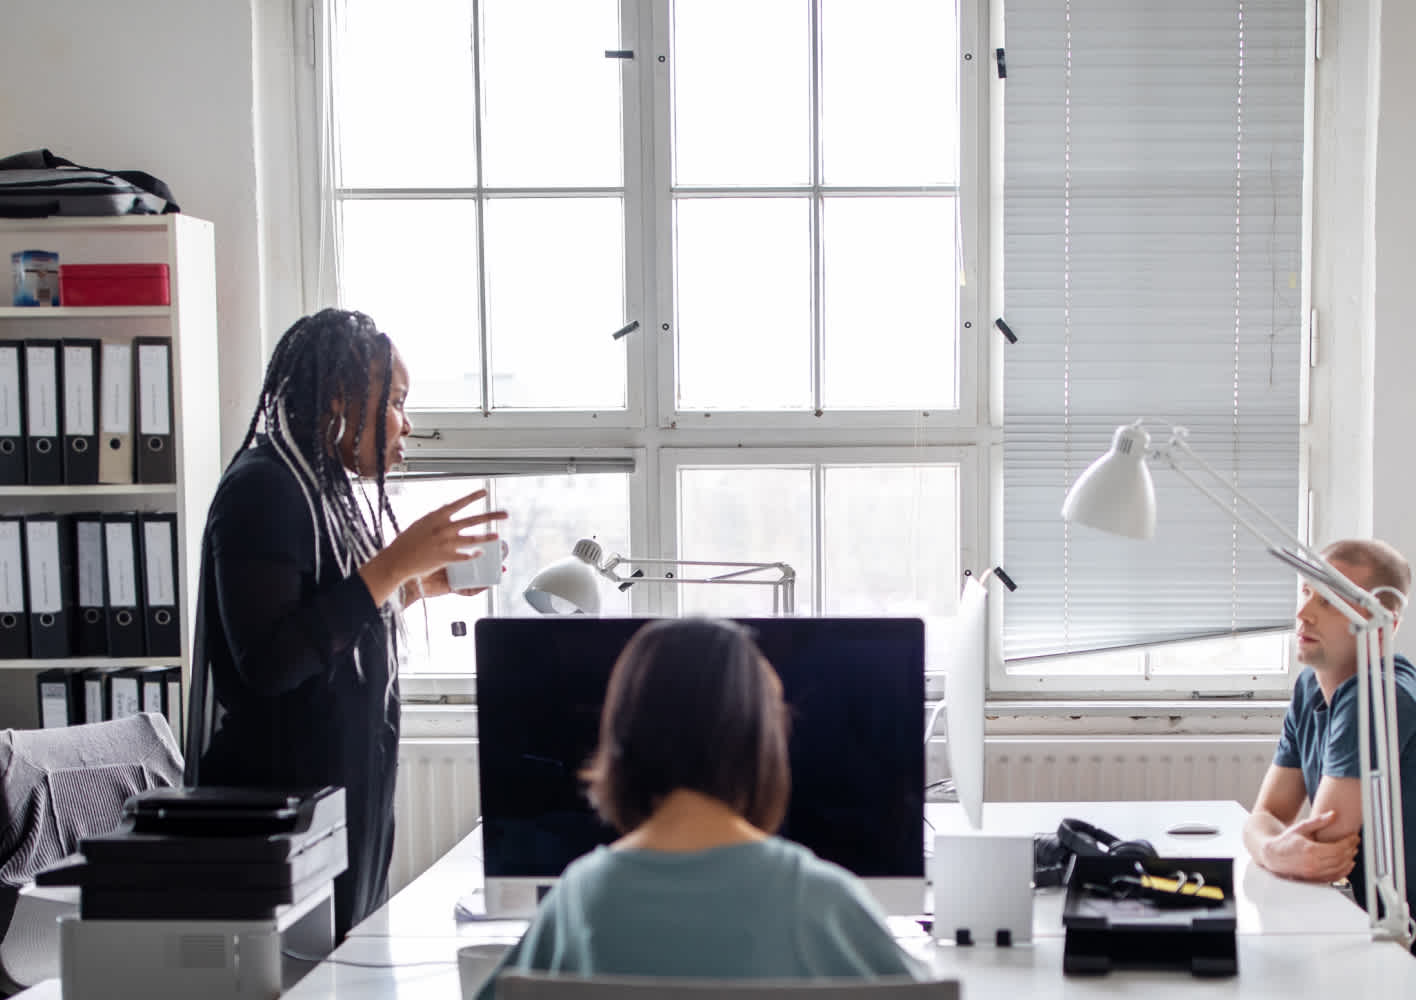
[27,799,1412,998]
[352,800,1371,940]
[926,800,1372,937]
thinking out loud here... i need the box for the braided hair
[234,308,404,687]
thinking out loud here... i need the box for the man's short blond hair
[1321,538,1412,613]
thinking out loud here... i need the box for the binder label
[0,346,18,437]
[25,345,57,438]
[143,520,176,608]
[105,522,138,608]
[40,682,68,728]
[142,680,163,714]
[77,521,104,608]
[111,677,140,719]
[0,522,21,613]
[24,520,61,614]
[101,342,132,434]
[138,343,170,436]
[63,345,95,436]
[85,678,103,724]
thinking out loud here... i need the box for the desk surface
[26,799,1408,999]
[280,931,1416,1000]
[352,799,1371,940]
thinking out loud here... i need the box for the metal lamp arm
[594,555,797,614]
[1154,431,1387,623]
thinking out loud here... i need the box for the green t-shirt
[477,837,925,998]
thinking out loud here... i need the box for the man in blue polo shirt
[1243,538,1416,935]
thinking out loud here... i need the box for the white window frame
[296,0,1321,703]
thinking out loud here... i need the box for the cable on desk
[283,948,457,969]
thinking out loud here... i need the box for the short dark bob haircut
[582,617,790,835]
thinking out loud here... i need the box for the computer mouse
[1166,821,1221,836]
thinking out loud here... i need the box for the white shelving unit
[0,215,221,730]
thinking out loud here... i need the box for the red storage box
[59,263,170,306]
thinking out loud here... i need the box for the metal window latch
[996,47,1007,78]
[611,320,640,341]
[994,318,1018,344]
[604,50,634,59]
[1190,691,1256,700]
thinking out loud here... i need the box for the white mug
[459,942,513,999]
[446,539,506,590]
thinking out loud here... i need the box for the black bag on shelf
[0,149,179,218]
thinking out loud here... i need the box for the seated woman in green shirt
[479,617,926,996]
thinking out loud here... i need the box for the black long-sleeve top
[184,440,400,940]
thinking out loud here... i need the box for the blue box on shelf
[11,249,60,306]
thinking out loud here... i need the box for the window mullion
[470,0,491,415]
[808,0,824,413]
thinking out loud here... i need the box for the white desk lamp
[1063,419,1414,948]
[524,538,798,616]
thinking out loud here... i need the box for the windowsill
[398,686,1289,740]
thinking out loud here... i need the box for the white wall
[1372,0,1416,633]
[1309,0,1380,545]
[0,0,269,459]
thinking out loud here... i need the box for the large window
[317,0,975,680]
[310,0,1310,695]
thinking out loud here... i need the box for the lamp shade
[524,538,604,614]
[1060,423,1157,540]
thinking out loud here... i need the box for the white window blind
[1002,0,1307,660]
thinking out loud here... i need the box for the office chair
[494,973,961,1000]
[0,713,184,994]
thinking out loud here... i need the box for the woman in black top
[184,309,506,940]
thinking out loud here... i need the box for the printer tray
[78,865,338,920]
[40,824,347,892]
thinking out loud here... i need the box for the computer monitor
[474,617,925,917]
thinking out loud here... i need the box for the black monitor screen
[474,617,925,880]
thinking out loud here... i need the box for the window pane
[821,465,960,616]
[678,467,813,616]
[484,198,626,409]
[388,472,632,673]
[480,0,623,187]
[487,473,632,618]
[340,200,482,410]
[1148,633,1290,676]
[822,197,958,410]
[820,0,958,186]
[672,0,809,186]
[333,0,478,188]
[385,477,493,674]
[675,198,810,410]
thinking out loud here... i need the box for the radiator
[392,738,481,894]
[392,735,1277,892]
[981,736,1277,805]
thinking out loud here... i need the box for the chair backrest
[494,973,961,1000]
[0,713,183,886]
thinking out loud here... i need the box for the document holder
[1062,855,1237,977]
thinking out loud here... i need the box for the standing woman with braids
[183,309,507,940]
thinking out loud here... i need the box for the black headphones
[1033,818,1157,887]
[1057,818,1156,860]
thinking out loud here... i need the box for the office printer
[41,786,347,999]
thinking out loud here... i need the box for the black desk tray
[1062,856,1238,977]
[38,822,347,893]
[78,786,346,864]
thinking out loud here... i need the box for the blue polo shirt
[1273,655,1416,916]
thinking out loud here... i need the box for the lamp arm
[594,555,797,616]
[1156,433,1318,562]
[1157,434,1393,621]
